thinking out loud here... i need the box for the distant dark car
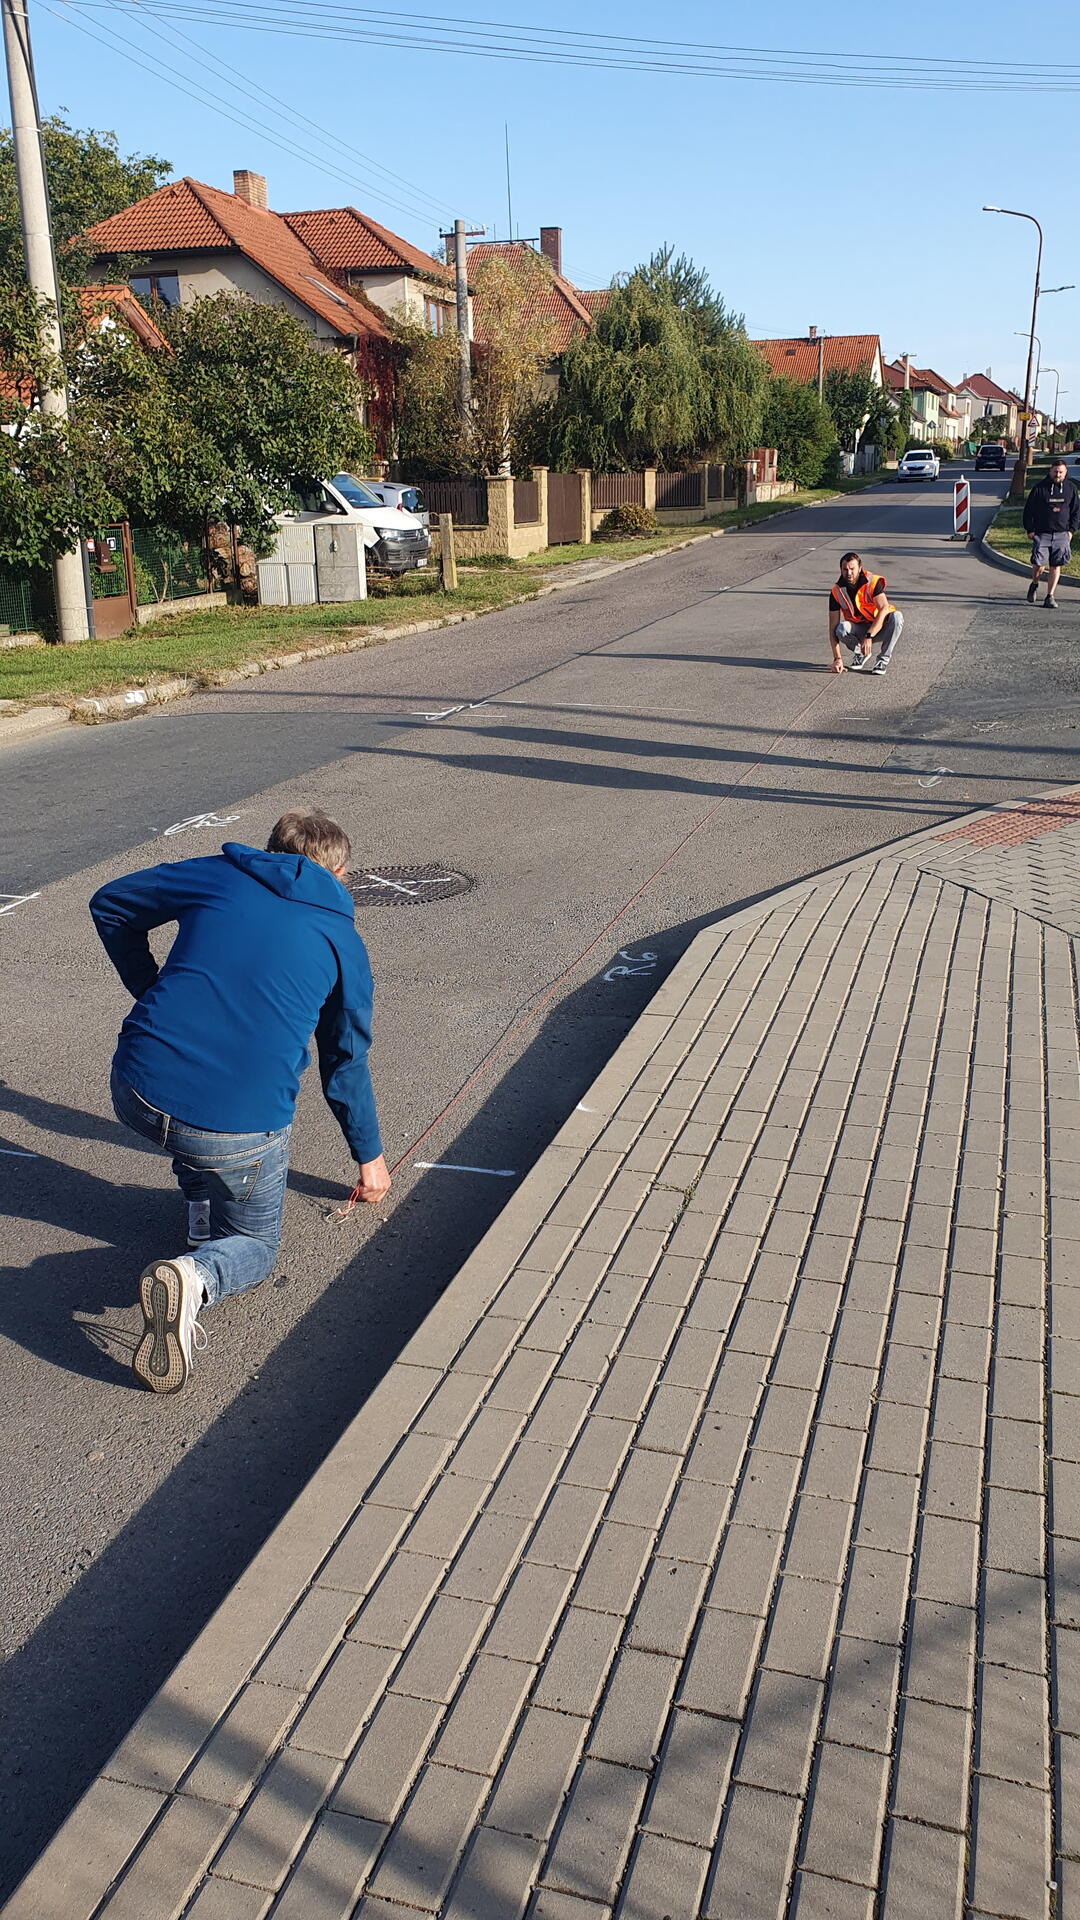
[975,443,1007,471]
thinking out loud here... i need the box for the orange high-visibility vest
[834,572,891,623]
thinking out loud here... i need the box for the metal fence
[513,478,540,524]
[421,478,488,527]
[592,472,645,510]
[654,470,702,509]
[707,464,726,501]
[131,527,210,605]
[0,567,33,636]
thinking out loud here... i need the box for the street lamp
[983,205,1042,498]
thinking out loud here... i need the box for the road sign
[953,477,971,540]
[1026,418,1038,443]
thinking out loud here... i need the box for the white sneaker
[187,1199,212,1246]
[133,1255,208,1395]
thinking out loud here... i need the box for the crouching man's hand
[354,1154,392,1203]
[831,655,845,674]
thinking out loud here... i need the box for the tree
[549,249,765,470]
[823,367,877,452]
[468,250,560,474]
[0,115,170,289]
[891,387,914,454]
[1,288,374,571]
[861,385,899,463]
[761,377,836,487]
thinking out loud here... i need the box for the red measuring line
[335,679,837,1218]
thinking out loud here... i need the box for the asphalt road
[5,466,1080,1894]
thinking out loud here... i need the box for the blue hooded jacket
[89,843,382,1162]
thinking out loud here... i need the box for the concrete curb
[0,484,889,753]
[7,771,1077,1920]
[981,525,1080,591]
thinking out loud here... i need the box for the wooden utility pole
[2,0,89,641]
[441,220,483,441]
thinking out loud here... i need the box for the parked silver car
[365,481,430,527]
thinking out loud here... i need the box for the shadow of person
[1,1145,181,1382]
[0,1080,155,1153]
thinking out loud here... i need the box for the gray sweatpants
[836,610,904,666]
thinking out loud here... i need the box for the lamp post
[983,206,1042,499]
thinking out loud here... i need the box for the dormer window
[129,272,180,310]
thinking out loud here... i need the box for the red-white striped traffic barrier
[953,477,970,540]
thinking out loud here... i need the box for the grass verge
[985,503,1080,579]
[0,566,538,705]
[0,466,897,709]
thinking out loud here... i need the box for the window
[424,298,449,335]
[129,272,180,310]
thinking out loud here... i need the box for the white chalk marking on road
[163,811,245,837]
[0,1148,37,1156]
[123,689,148,706]
[0,892,40,916]
[414,1162,518,1177]
[353,871,458,899]
[576,1103,597,1112]
[409,698,498,722]
[604,947,658,982]
[917,769,953,789]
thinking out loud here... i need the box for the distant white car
[897,447,940,482]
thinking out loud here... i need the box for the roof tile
[283,206,449,281]
[754,334,882,384]
[85,177,390,340]
[467,240,594,354]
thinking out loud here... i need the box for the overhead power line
[53,0,1080,91]
[104,0,462,227]
[49,0,476,232]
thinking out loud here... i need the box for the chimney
[233,170,267,210]
[539,226,562,277]
[807,324,817,341]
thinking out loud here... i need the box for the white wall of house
[352,271,460,334]
[93,253,346,344]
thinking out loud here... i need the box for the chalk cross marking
[353,872,459,899]
[0,892,40,916]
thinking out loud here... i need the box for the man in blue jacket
[90,809,390,1395]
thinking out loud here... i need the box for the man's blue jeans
[111,1069,291,1306]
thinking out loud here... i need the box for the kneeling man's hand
[355,1154,392,1203]
[831,657,845,674]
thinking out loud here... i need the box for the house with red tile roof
[754,330,884,389]
[282,204,454,332]
[883,360,971,444]
[958,373,1021,440]
[465,226,608,371]
[81,170,425,348]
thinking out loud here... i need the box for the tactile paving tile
[904,798,1080,935]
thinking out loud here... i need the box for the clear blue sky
[27,0,1080,416]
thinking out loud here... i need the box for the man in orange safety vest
[828,551,904,676]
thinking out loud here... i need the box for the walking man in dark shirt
[1023,457,1080,608]
[827,552,904,675]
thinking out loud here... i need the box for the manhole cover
[345,865,474,905]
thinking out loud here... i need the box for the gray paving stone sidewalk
[9,789,1080,1920]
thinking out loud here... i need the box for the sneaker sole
[133,1260,190,1394]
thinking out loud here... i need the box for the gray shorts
[1032,533,1071,568]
